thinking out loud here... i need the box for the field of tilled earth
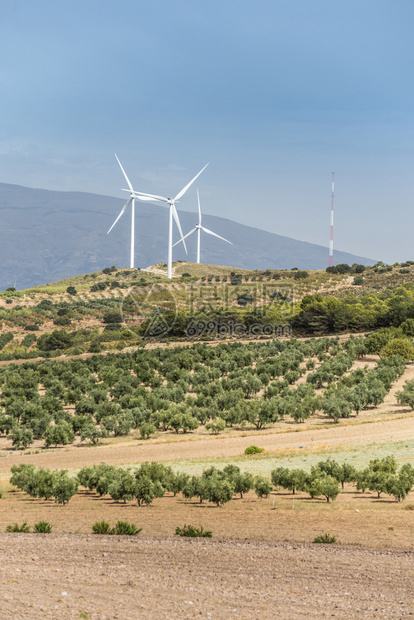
[1,534,414,619]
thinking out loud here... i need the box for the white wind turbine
[132,163,209,278]
[174,190,232,263]
[107,154,157,269]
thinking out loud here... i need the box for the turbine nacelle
[122,162,209,278]
[173,189,232,264]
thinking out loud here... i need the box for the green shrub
[0,333,13,351]
[244,445,264,455]
[313,533,336,544]
[380,338,414,362]
[34,521,52,533]
[6,522,30,533]
[113,521,142,536]
[205,418,226,434]
[175,524,212,538]
[139,422,157,439]
[54,316,71,326]
[92,520,113,535]
[92,520,142,535]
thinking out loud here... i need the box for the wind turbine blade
[107,197,133,234]
[197,189,202,225]
[115,154,134,193]
[201,227,232,244]
[132,190,168,202]
[133,194,165,203]
[172,204,188,254]
[172,227,197,247]
[174,163,209,202]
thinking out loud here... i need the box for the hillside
[0,260,413,360]
[1,262,414,620]
[0,182,376,290]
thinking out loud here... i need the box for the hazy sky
[2,0,414,263]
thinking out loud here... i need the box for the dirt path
[1,412,414,474]
[377,362,414,410]
[0,535,412,619]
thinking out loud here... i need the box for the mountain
[0,183,376,290]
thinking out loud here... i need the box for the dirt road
[1,411,414,475]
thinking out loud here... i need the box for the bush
[90,282,107,292]
[313,533,336,544]
[113,521,142,536]
[139,422,157,439]
[54,317,71,326]
[6,522,30,533]
[326,263,351,274]
[92,520,142,535]
[66,286,77,295]
[37,330,73,352]
[175,524,212,538]
[103,310,123,324]
[244,445,264,455]
[237,294,254,306]
[92,520,113,535]
[205,418,226,434]
[34,521,52,533]
[380,338,414,361]
[0,333,13,351]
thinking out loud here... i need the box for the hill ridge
[0,182,375,290]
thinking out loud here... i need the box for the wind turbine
[108,154,156,269]
[132,163,209,278]
[174,190,232,263]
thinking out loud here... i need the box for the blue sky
[1,0,414,263]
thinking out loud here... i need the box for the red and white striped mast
[329,172,334,267]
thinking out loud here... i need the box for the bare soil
[1,534,414,619]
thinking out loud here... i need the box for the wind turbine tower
[329,172,335,267]
[132,164,209,278]
[108,154,158,269]
[174,190,232,263]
